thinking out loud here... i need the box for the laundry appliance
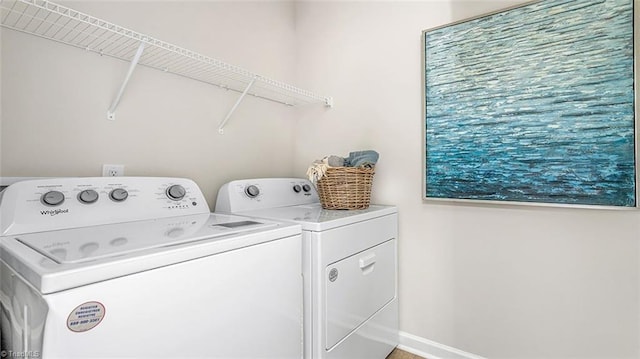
[216,178,398,359]
[0,177,303,359]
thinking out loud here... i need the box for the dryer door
[324,238,396,350]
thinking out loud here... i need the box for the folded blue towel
[345,150,379,168]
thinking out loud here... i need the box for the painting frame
[422,0,638,209]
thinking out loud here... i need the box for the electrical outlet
[102,164,125,177]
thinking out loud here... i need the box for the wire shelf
[0,0,332,108]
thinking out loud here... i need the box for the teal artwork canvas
[423,0,636,207]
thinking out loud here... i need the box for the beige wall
[294,1,639,358]
[2,1,639,358]
[1,1,302,204]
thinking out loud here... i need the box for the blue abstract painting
[424,0,636,207]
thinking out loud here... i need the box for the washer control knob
[302,184,312,192]
[41,191,65,206]
[166,184,186,201]
[109,188,129,202]
[245,185,260,198]
[78,189,99,204]
[293,185,302,193]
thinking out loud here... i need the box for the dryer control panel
[0,177,209,235]
[216,178,319,213]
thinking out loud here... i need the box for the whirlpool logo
[40,208,70,216]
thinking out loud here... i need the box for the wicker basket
[316,166,374,210]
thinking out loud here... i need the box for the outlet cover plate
[102,164,124,177]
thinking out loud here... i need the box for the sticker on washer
[328,268,339,282]
[67,301,105,332]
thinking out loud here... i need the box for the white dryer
[0,177,303,359]
[216,178,398,359]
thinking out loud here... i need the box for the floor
[386,348,425,359]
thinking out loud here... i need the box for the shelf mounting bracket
[107,40,146,121]
[325,97,334,108]
[218,76,258,134]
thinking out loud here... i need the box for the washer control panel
[1,177,209,235]
[216,178,319,213]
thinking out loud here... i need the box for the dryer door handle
[359,253,377,269]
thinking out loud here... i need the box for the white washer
[0,177,303,359]
[216,178,398,359]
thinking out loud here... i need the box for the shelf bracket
[325,97,334,108]
[218,76,257,134]
[107,40,146,121]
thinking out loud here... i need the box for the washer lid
[15,214,273,264]
[1,213,301,293]
[237,204,397,231]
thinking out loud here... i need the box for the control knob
[245,185,260,198]
[302,184,312,192]
[293,185,302,193]
[166,184,186,201]
[41,190,65,206]
[109,188,129,202]
[78,189,99,204]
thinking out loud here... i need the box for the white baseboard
[397,331,487,359]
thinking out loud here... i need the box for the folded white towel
[306,157,330,183]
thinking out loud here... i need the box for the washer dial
[244,185,260,198]
[109,188,129,202]
[166,184,186,201]
[41,191,65,206]
[78,189,99,204]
